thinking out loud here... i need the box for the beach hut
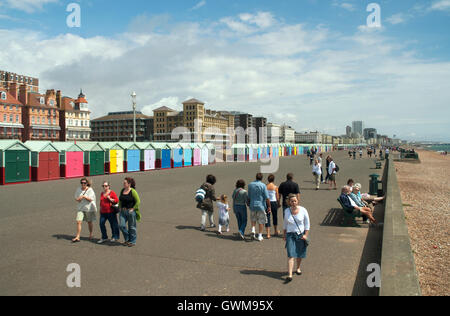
[181,144,193,167]
[191,143,202,166]
[0,140,31,185]
[118,142,141,173]
[25,141,60,182]
[52,142,84,179]
[233,144,246,162]
[252,145,258,162]
[206,144,216,165]
[77,142,106,177]
[200,144,209,166]
[100,142,125,174]
[168,143,184,168]
[153,143,171,169]
[136,143,156,171]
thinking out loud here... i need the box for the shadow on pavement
[320,208,368,228]
[240,269,287,281]
[351,203,385,296]
[52,234,123,247]
[175,225,201,231]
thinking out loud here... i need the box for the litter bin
[369,174,381,196]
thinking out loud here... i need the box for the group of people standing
[196,173,309,282]
[72,177,141,247]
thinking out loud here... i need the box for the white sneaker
[110,238,117,243]
[258,235,264,242]
[97,239,107,244]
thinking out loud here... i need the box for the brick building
[0,85,24,140]
[21,89,61,142]
[1,70,39,93]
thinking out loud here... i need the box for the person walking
[72,178,97,243]
[283,194,310,283]
[328,157,337,190]
[197,175,218,231]
[266,174,281,238]
[118,177,141,247]
[318,153,324,183]
[232,180,249,240]
[217,195,230,235]
[98,181,120,244]
[278,173,301,212]
[312,158,322,190]
[248,173,271,242]
[324,155,331,184]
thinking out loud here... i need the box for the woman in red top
[98,181,120,244]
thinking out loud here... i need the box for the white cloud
[141,97,181,116]
[429,0,450,12]
[190,1,206,11]
[332,1,356,12]
[1,0,58,13]
[1,12,449,141]
[386,13,409,25]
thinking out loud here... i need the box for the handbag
[289,208,310,247]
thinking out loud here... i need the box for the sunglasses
[81,182,87,185]
[102,185,109,187]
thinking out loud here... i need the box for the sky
[0,0,449,142]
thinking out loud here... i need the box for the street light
[131,91,137,142]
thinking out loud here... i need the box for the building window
[0,92,6,100]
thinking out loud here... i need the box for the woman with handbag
[119,178,141,247]
[283,194,310,283]
[72,178,97,243]
[98,181,120,244]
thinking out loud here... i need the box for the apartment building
[91,111,153,142]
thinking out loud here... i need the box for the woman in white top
[312,158,322,190]
[72,178,97,243]
[283,194,310,283]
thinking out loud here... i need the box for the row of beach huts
[0,140,335,185]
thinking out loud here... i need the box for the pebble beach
[395,150,450,296]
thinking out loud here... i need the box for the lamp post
[131,91,137,142]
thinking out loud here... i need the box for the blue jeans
[119,210,137,244]
[100,213,120,240]
[233,204,248,236]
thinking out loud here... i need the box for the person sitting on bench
[339,186,377,225]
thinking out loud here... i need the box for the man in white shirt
[327,157,337,190]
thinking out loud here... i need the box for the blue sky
[1,0,450,141]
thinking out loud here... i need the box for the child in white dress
[217,195,230,235]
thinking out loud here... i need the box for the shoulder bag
[289,208,310,247]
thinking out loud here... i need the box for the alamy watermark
[66,3,81,28]
[66,263,81,288]
[170,119,284,174]
[366,263,381,288]
[367,3,381,28]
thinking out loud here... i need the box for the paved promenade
[0,151,384,296]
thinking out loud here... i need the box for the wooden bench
[337,198,361,227]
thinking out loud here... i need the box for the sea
[425,144,450,152]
